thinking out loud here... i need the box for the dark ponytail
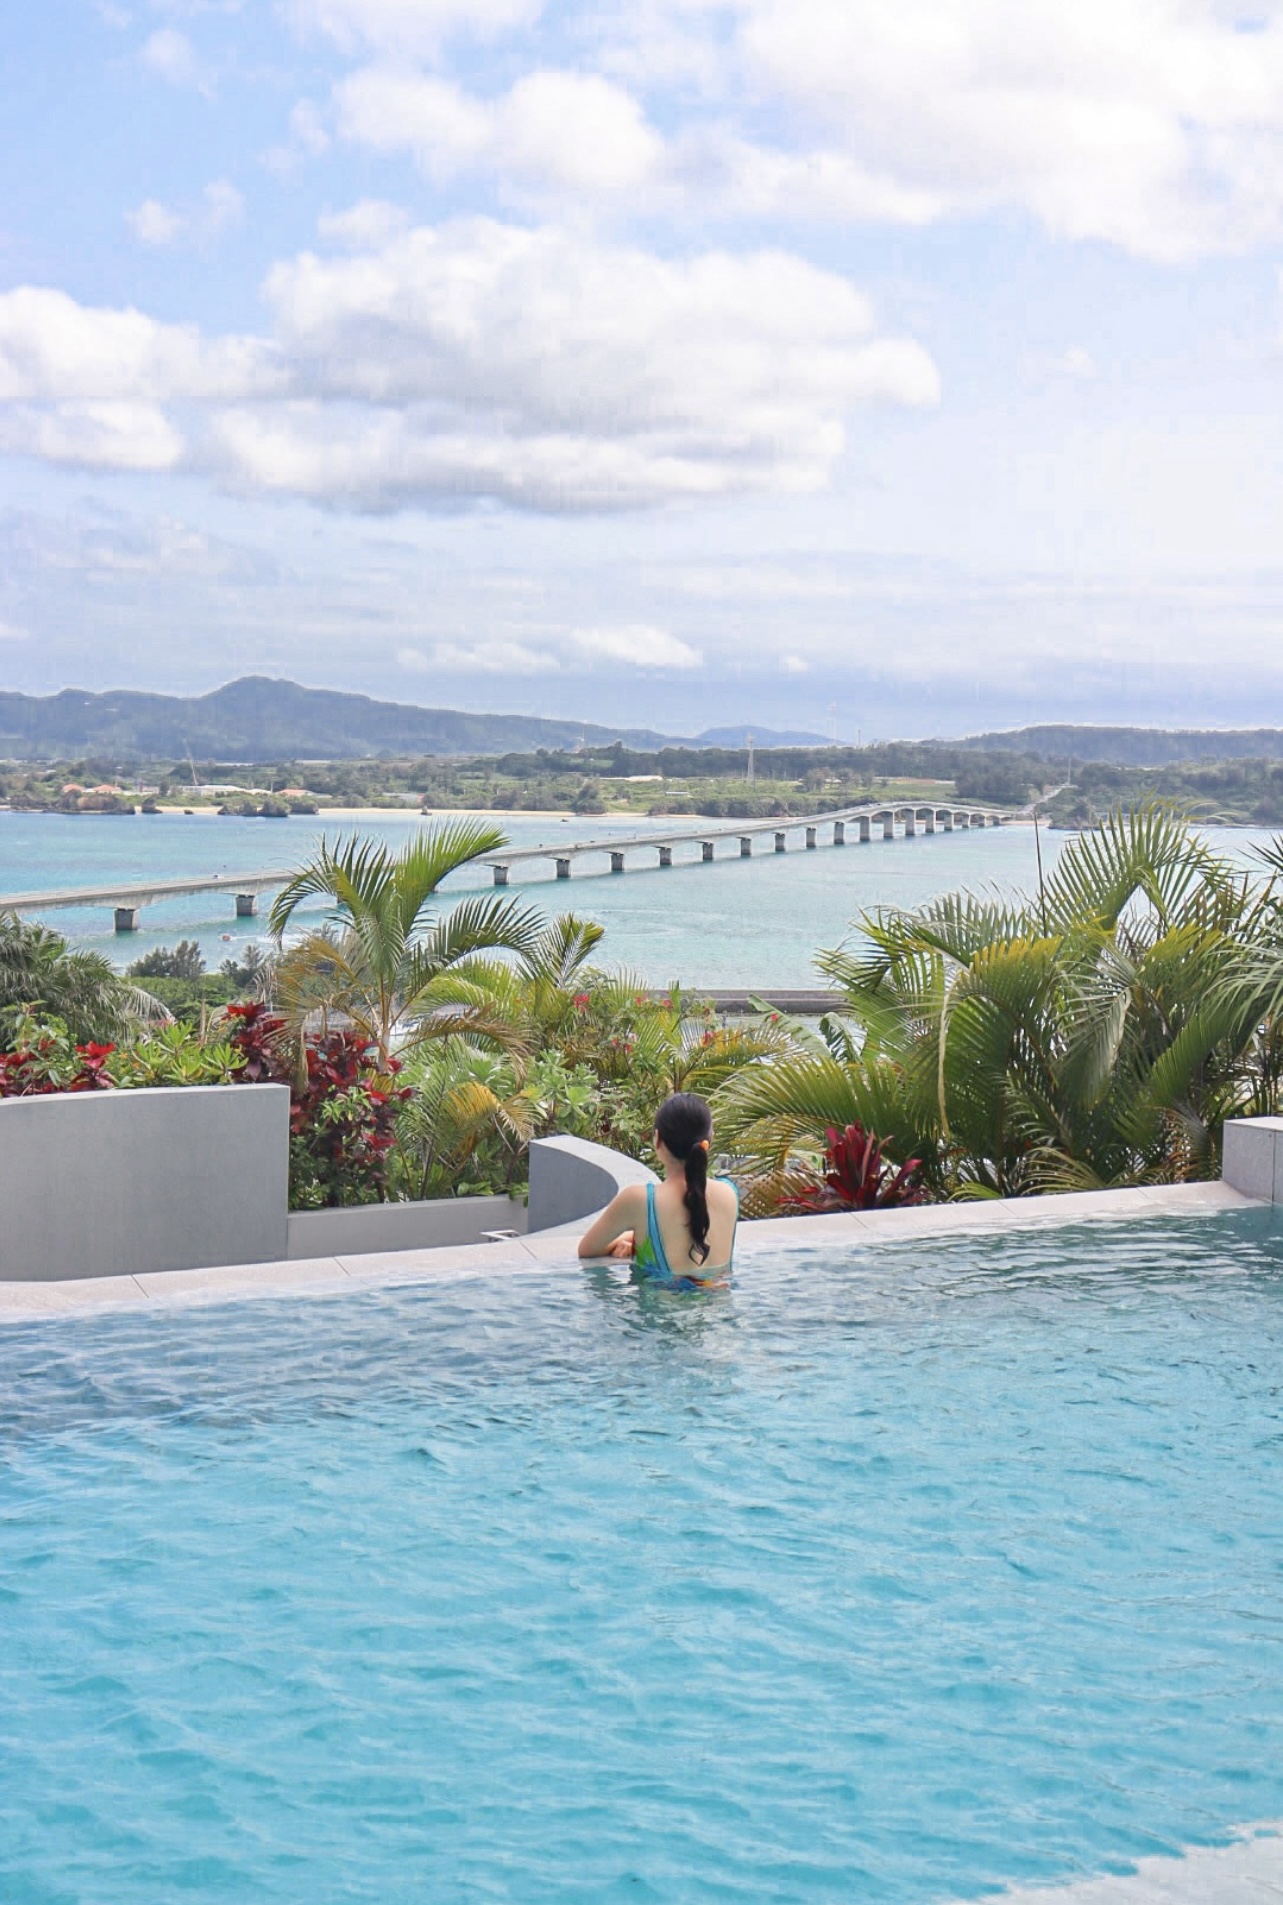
[655,1092,713,1266]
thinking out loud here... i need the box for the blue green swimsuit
[633,1179,738,1290]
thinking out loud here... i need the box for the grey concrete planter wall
[0,1084,291,1282]
[287,1194,527,1259]
[1222,1117,1283,1202]
[0,1094,649,1284]
[526,1134,657,1234]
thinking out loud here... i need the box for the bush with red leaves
[223,1003,410,1207]
[782,1122,925,1213]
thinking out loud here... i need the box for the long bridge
[3,868,294,934]
[485,801,1007,884]
[1,801,1007,932]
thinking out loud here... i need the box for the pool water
[3,1212,1283,1902]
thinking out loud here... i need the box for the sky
[3,1,1283,739]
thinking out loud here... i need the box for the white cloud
[0,288,270,403]
[140,26,205,88]
[725,0,1283,260]
[570,624,701,667]
[127,179,244,247]
[0,402,185,472]
[780,652,808,674]
[263,100,332,175]
[0,618,29,642]
[401,638,558,672]
[336,67,663,197]
[287,0,539,57]
[332,66,948,222]
[317,198,410,247]
[0,221,936,505]
[561,0,1283,259]
[127,199,186,246]
[1057,346,1099,380]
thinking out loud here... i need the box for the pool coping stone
[0,1179,1262,1324]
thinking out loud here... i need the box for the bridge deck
[3,800,1008,919]
[3,869,296,914]
[485,801,1003,867]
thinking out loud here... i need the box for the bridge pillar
[658,846,673,868]
[740,836,753,857]
[805,826,817,849]
[114,907,139,933]
[989,813,1002,826]
[774,832,787,853]
[903,812,916,837]
[881,814,894,839]
[970,814,984,828]
[941,812,953,831]
[701,841,714,862]
[235,893,257,918]
[556,858,572,880]
[493,865,510,886]
[858,816,871,843]
[610,851,626,873]
[833,821,845,846]
[922,812,935,834]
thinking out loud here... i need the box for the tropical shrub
[0,910,159,1044]
[0,1008,239,1096]
[223,1002,411,1207]
[778,1123,925,1215]
[268,821,541,1067]
[127,940,206,979]
[718,807,1283,1202]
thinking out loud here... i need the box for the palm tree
[0,909,160,1045]
[717,807,1278,1204]
[267,822,543,1068]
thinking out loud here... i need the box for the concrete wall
[287,1194,527,1259]
[1222,1116,1283,1202]
[526,1134,656,1235]
[0,1084,290,1282]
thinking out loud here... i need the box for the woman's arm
[578,1185,646,1260]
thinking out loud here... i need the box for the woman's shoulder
[710,1175,740,1207]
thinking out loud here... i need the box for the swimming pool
[3,1210,1283,1902]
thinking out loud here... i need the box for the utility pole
[827,701,838,744]
[746,732,755,784]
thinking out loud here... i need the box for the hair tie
[694,1138,710,1152]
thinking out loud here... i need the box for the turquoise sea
[0,810,1276,986]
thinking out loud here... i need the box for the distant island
[0,677,827,763]
[960,724,1283,767]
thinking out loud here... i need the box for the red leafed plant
[0,1022,117,1097]
[222,1005,410,1207]
[782,1122,926,1213]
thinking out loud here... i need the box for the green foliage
[269,822,541,1067]
[0,1007,239,1092]
[127,939,206,979]
[0,909,159,1044]
[718,806,1283,1205]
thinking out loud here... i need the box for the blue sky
[3,0,1283,738]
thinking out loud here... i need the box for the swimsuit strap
[645,1181,676,1281]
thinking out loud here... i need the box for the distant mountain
[0,677,675,762]
[960,724,1283,767]
[692,724,830,747]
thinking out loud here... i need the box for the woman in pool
[577,1092,738,1288]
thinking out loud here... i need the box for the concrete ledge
[287,1194,526,1259]
[0,1084,290,1282]
[1223,1117,1283,1202]
[527,1134,657,1234]
[0,1174,1263,1324]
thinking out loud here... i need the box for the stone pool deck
[0,1179,1259,1325]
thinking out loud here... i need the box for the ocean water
[1,811,1276,986]
[3,1210,1283,1902]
